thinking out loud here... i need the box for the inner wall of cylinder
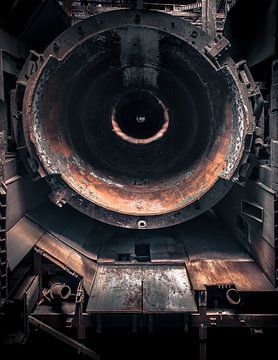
[44,28,228,184]
[111,89,169,144]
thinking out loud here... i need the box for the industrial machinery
[0,1,277,359]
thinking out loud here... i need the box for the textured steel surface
[7,217,45,270]
[215,178,277,285]
[87,265,197,313]
[186,259,275,292]
[201,0,216,37]
[35,232,97,294]
[18,9,256,229]
[142,266,197,313]
[27,203,250,264]
[149,236,186,263]
[5,174,46,231]
[25,276,40,310]
[27,201,101,261]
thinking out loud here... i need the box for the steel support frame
[28,316,99,360]
[202,0,216,38]
[30,312,278,329]
[28,310,278,360]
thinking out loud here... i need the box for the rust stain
[20,14,252,220]
[186,259,275,292]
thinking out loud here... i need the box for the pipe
[49,282,72,300]
[29,316,99,360]
[226,288,241,305]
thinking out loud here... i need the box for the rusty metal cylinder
[19,10,256,229]
[49,282,72,301]
[226,287,241,306]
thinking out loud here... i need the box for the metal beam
[202,0,216,37]
[29,316,99,359]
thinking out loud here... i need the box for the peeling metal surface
[87,265,197,313]
[7,217,45,270]
[18,9,256,228]
[186,259,275,292]
[35,233,97,294]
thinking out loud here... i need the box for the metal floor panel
[186,259,276,292]
[26,203,276,295]
[87,265,197,314]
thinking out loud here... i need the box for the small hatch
[135,243,150,262]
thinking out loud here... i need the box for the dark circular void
[65,32,213,182]
[113,90,167,140]
[111,90,169,144]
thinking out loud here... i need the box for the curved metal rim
[20,9,255,226]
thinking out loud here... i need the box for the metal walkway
[87,264,197,314]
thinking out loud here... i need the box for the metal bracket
[23,275,40,337]
[25,51,44,80]
[209,317,217,326]
[205,35,230,63]
[75,281,85,340]
[237,60,261,97]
